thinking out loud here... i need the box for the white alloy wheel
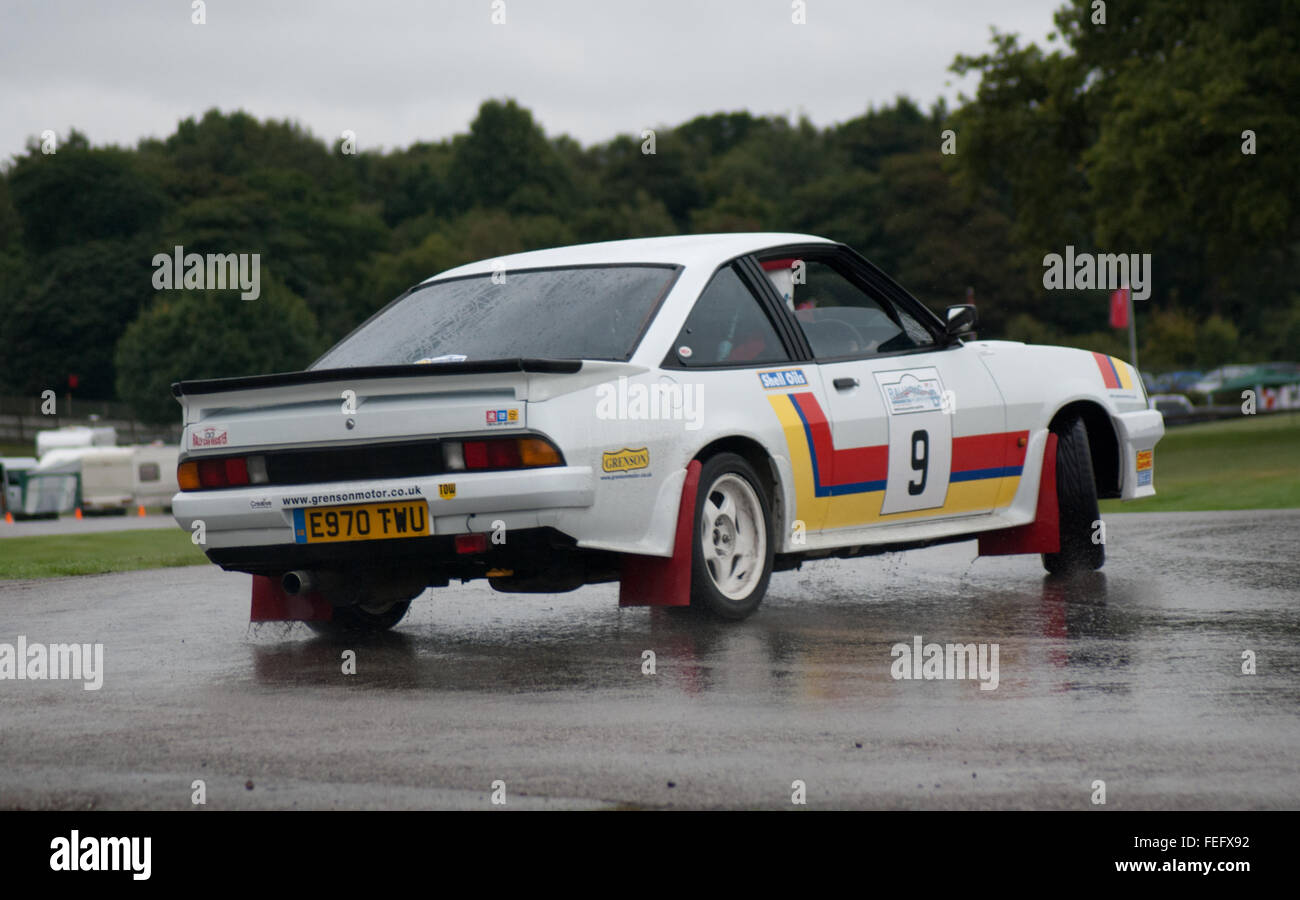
[700,472,768,600]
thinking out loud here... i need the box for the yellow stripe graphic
[769,394,828,532]
[821,477,1018,530]
[768,395,1021,533]
[1110,356,1133,390]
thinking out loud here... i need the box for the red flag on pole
[1109,287,1130,329]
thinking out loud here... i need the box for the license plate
[292,501,429,544]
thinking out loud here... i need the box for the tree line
[0,0,1294,422]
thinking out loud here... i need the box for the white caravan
[35,425,118,459]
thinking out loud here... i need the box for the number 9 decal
[909,430,929,495]
[875,367,952,515]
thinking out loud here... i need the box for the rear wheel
[305,598,412,636]
[1042,414,1105,575]
[689,453,774,620]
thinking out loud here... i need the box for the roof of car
[421,232,835,282]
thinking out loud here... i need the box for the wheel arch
[1048,400,1122,499]
[691,435,785,536]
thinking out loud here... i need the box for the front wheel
[689,453,774,620]
[1042,414,1105,575]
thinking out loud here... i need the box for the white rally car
[171,233,1163,632]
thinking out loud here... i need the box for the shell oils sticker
[438,483,456,499]
[600,447,650,480]
[1136,449,1153,486]
[758,368,809,389]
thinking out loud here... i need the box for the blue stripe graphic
[790,396,886,498]
[949,465,1024,483]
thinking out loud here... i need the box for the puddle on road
[225,563,1299,723]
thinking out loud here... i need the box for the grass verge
[1101,412,1300,512]
[0,528,206,579]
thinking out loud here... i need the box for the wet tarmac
[1,510,1297,809]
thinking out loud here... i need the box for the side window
[769,258,934,359]
[138,463,160,482]
[896,305,935,346]
[673,266,790,367]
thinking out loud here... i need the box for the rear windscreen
[313,265,677,368]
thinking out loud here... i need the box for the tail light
[198,459,227,488]
[178,455,267,491]
[455,533,489,554]
[444,437,562,472]
[179,435,562,491]
[177,462,201,491]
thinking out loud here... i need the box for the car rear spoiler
[171,359,585,398]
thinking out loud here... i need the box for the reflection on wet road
[1,510,1297,809]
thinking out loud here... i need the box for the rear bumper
[171,465,594,551]
[203,526,615,581]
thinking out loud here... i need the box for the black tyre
[1042,414,1105,575]
[306,599,412,637]
[689,453,775,620]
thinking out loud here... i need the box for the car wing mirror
[945,304,978,341]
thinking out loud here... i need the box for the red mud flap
[618,459,700,607]
[250,574,333,622]
[978,433,1061,556]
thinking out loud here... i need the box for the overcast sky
[1,0,1058,162]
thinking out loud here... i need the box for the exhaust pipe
[281,569,425,603]
[281,570,316,595]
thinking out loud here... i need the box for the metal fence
[0,394,180,447]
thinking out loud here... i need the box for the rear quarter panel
[535,366,789,557]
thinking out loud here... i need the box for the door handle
[833,377,860,390]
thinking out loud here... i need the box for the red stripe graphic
[790,393,888,486]
[1092,351,1120,389]
[953,431,1027,471]
[790,393,1026,484]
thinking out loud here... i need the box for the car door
[662,258,838,540]
[753,248,1012,536]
